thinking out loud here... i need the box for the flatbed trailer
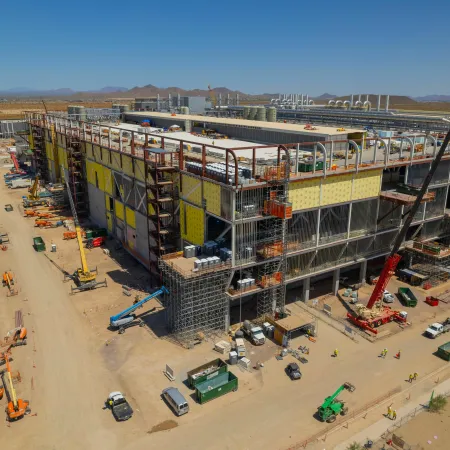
[347,307,407,335]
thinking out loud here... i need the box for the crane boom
[63,171,90,276]
[322,384,346,409]
[5,354,17,408]
[110,286,168,325]
[367,128,450,309]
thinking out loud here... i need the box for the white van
[162,387,189,416]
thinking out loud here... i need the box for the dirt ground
[1,165,450,450]
[386,402,450,449]
[0,102,113,119]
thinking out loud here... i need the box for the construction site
[1,103,450,450]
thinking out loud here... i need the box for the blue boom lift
[109,286,169,333]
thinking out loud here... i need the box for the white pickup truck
[242,320,266,345]
[425,318,450,338]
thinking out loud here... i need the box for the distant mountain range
[2,85,450,107]
[413,95,450,102]
[0,86,129,96]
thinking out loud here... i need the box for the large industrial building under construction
[25,110,450,345]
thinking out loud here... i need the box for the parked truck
[242,320,265,345]
[398,287,418,307]
[9,178,32,189]
[425,318,450,339]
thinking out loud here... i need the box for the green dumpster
[398,287,418,307]
[33,237,46,252]
[437,342,450,361]
[195,371,238,404]
[85,228,108,239]
[187,358,228,389]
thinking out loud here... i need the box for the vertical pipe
[301,94,304,109]
[252,148,256,177]
[385,95,390,112]
[225,150,229,184]
[306,95,309,106]
[157,94,160,111]
[179,140,184,170]
[295,144,300,175]
[236,93,239,105]
[377,94,381,112]
[312,144,317,174]
[366,94,369,103]
[350,94,354,108]
[358,94,361,103]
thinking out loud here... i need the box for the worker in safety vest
[392,410,397,420]
[387,406,393,418]
[413,372,418,380]
[396,350,401,359]
[334,349,338,357]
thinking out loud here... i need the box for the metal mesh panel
[318,204,349,244]
[350,199,377,237]
[287,210,318,251]
[425,187,447,218]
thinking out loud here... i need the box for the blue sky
[2,0,450,96]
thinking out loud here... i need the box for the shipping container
[437,342,450,361]
[195,371,238,404]
[186,358,228,389]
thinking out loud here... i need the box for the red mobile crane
[347,128,450,334]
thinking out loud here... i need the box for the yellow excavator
[23,176,48,207]
[63,169,107,293]
[0,353,30,421]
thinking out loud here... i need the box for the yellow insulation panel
[204,181,221,216]
[29,132,34,150]
[352,169,382,200]
[321,174,352,206]
[45,141,54,161]
[105,195,113,211]
[148,203,156,216]
[126,207,136,228]
[290,178,321,211]
[86,160,105,191]
[93,145,102,161]
[122,155,134,177]
[115,200,125,221]
[58,146,68,169]
[103,167,113,195]
[101,148,110,167]
[134,160,145,182]
[106,212,113,232]
[181,174,201,206]
[110,152,121,171]
[181,201,205,246]
[85,142,93,159]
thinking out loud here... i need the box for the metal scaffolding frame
[66,135,89,216]
[31,125,48,179]
[159,259,230,347]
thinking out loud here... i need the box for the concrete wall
[135,210,150,263]
[87,183,107,228]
